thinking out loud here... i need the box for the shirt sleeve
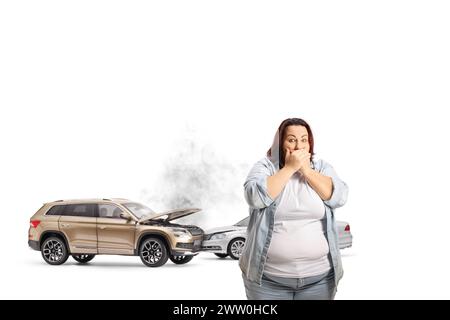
[244,160,275,209]
[320,160,349,209]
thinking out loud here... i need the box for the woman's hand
[285,149,311,173]
[267,149,312,200]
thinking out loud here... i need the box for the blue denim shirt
[239,156,349,286]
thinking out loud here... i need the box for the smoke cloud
[140,129,250,229]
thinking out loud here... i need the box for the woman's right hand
[285,149,310,172]
[267,149,309,199]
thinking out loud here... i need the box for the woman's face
[282,125,310,153]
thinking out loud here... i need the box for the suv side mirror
[120,213,131,221]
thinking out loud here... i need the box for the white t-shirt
[264,172,331,278]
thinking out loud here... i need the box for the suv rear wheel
[139,237,168,267]
[169,254,194,264]
[72,254,95,263]
[41,237,69,265]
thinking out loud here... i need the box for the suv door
[59,204,97,254]
[96,204,136,255]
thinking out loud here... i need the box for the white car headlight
[210,233,226,240]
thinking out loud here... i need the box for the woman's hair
[267,118,315,169]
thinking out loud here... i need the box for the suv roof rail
[54,200,64,202]
[102,198,112,201]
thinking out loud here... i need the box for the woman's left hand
[297,149,312,174]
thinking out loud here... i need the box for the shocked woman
[240,118,349,300]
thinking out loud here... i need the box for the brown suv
[28,199,204,267]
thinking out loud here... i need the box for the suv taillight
[30,220,41,228]
[344,224,350,232]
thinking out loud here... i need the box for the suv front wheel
[139,237,169,267]
[72,254,95,264]
[41,237,69,265]
[169,254,194,264]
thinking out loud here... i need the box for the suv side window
[98,204,126,219]
[61,204,96,217]
[46,205,64,216]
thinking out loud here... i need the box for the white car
[202,217,352,260]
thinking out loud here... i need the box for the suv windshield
[122,202,156,219]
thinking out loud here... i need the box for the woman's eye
[288,139,297,143]
[301,139,307,143]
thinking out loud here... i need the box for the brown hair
[267,118,315,169]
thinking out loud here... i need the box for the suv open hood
[138,208,201,223]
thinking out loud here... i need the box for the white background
[1,1,450,299]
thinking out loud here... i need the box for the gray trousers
[242,269,337,300]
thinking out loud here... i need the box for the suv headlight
[171,228,192,239]
[210,233,226,240]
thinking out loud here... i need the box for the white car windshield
[234,217,249,227]
[122,202,156,219]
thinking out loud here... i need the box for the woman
[239,118,349,300]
